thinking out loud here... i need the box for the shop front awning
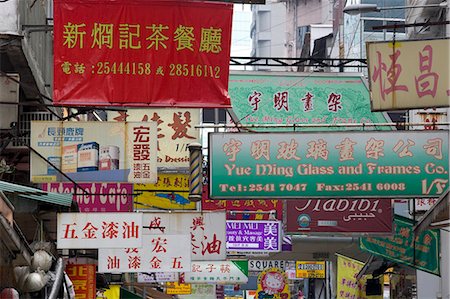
[0,180,73,207]
[414,189,449,234]
[356,255,396,280]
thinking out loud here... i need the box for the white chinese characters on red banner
[98,234,191,273]
[57,213,142,249]
[142,212,226,261]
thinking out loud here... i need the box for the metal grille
[11,112,54,147]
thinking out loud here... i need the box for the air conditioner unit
[0,74,20,130]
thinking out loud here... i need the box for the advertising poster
[57,212,143,249]
[228,71,390,131]
[166,282,192,295]
[137,272,178,283]
[336,254,382,299]
[226,220,282,253]
[66,264,96,299]
[209,131,448,199]
[108,108,200,168]
[202,185,283,220]
[30,121,157,184]
[53,0,233,107]
[143,212,226,261]
[134,173,196,210]
[98,234,191,273]
[286,199,392,233]
[256,268,290,299]
[41,182,134,212]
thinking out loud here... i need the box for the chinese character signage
[41,183,133,212]
[256,268,290,299]
[30,121,157,184]
[66,264,96,299]
[184,260,248,284]
[295,261,325,279]
[57,212,142,249]
[228,71,390,131]
[286,199,392,233]
[202,185,283,220]
[98,234,190,273]
[143,212,226,260]
[360,215,440,275]
[367,38,450,111]
[134,174,196,210]
[209,131,448,199]
[411,197,440,214]
[226,220,281,253]
[53,0,233,108]
[336,254,381,299]
[108,109,200,168]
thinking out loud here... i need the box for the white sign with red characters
[126,122,158,183]
[184,260,249,284]
[98,234,191,273]
[57,213,142,249]
[142,212,226,261]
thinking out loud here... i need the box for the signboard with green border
[209,131,448,199]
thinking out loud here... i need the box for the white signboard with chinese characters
[411,198,440,214]
[137,272,178,283]
[126,122,158,183]
[98,234,191,273]
[184,260,249,284]
[108,109,200,168]
[57,213,142,249]
[142,212,226,261]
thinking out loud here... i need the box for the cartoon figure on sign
[257,268,290,299]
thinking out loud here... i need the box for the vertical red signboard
[66,264,96,299]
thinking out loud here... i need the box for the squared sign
[209,131,448,198]
[367,38,450,111]
[30,121,157,184]
[53,0,232,108]
[142,212,226,261]
[226,220,281,253]
[57,213,142,249]
[98,234,191,273]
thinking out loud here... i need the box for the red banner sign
[66,264,96,299]
[53,0,233,107]
[202,185,283,220]
[286,199,393,234]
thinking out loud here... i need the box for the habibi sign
[286,199,392,233]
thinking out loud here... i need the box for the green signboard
[209,131,448,199]
[360,216,440,275]
[229,71,390,131]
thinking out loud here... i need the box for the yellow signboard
[166,282,192,295]
[295,261,326,278]
[367,38,450,111]
[336,254,382,299]
[134,173,196,210]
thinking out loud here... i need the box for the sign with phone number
[209,131,449,199]
[53,0,233,108]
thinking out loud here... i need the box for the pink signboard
[286,199,393,234]
[41,183,133,212]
